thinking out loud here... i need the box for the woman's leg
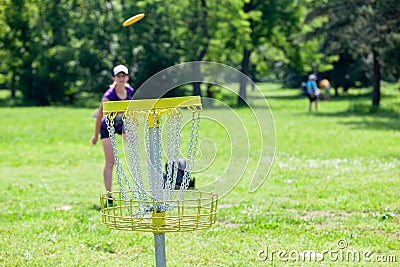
[101,138,115,196]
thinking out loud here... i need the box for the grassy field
[0,84,399,266]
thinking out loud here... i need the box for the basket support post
[154,233,167,267]
[149,122,167,266]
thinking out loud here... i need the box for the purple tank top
[101,86,134,131]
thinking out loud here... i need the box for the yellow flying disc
[123,13,145,27]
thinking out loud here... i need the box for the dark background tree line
[0,0,399,106]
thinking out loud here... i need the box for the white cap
[308,74,317,80]
[113,65,128,76]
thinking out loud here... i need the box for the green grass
[0,84,399,266]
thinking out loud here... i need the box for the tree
[127,1,184,90]
[178,0,211,96]
[1,0,122,104]
[382,35,400,82]
[2,0,37,103]
[306,0,400,106]
[323,52,369,96]
[238,0,309,105]
[74,0,131,96]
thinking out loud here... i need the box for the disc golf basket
[99,96,218,267]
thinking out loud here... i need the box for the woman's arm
[91,98,108,145]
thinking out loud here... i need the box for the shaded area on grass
[315,102,400,131]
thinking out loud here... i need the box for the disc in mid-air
[123,13,145,27]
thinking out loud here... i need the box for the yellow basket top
[103,96,202,113]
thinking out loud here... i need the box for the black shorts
[100,124,123,139]
[307,94,317,102]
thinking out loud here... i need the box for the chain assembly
[104,102,202,217]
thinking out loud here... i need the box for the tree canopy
[0,0,399,106]
[306,0,400,105]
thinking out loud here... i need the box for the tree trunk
[10,74,16,98]
[192,0,209,96]
[206,83,213,98]
[237,0,255,106]
[372,50,381,106]
[238,49,251,106]
[334,86,339,96]
[192,63,201,96]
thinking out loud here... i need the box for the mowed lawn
[0,84,399,266]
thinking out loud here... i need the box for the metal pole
[149,121,167,267]
[148,117,163,202]
[154,233,167,267]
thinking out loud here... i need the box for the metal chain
[164,108,182,209]
[105,112,138,214]
[144,111,165,212]
[177,109,200,200]
[164,109,175,198]
[145,112,160,201]
[123,112,147,202]
[105,104,201,215]
[144,115,154,200]
[155,110,164,202]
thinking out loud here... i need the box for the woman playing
[91,64,134,205]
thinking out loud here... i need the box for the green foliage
[0,0,310,104]
[129,0,190,86]
[0,0,399,106]
[305,0,400,104]
[382,34,400,81]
